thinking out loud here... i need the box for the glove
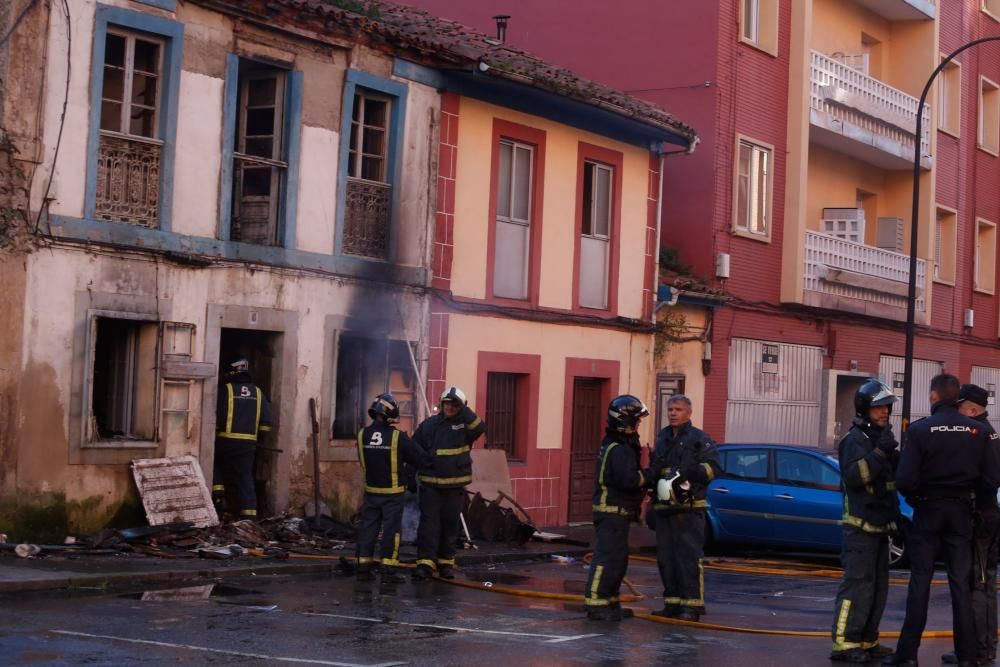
[459,405,477,424]
[876,429,898,454]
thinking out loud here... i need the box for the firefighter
[942,384,1000,665]
[584,394,650,622]
[212,357,273,520]
[648,394,720,622]
[829,379,899,664]
[412,386,486,580]
[885,374,1000,667]
[355,393,432,583]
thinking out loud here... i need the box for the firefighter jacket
[357,422,431,495]
[592,432,647,519]
[413,407,486,488]
[650,422,721,511]
[974,412,1000,516]
[216,373,273,443]
[897,402,1000,504]
[838,420,899,533]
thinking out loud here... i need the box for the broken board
[131,455,220,528]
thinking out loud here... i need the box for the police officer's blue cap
[958,384,989,407]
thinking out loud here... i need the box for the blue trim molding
[217,54,239,242]
[335,69,408,259]
[84,5,184,231]
[131,0,177,12]
[281,70,304,249]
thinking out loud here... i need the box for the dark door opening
[568,377,606,523]
[217,328,281,517]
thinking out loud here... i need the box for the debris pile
[1,514,355,561]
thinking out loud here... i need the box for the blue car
[706,444,913,566]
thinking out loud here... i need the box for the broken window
[96,30,164,228]
[232,62,287,246]
[343,92,393,259]
[90,317,159,442]
[332,336,416,439]
[485,371,523,462]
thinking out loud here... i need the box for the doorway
[832,374,867,445]
[568,378,606,523]
[217,327,282,517]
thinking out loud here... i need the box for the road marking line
[50,630,404,667]
[303,612,601,644]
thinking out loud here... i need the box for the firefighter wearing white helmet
[411,386,486,580]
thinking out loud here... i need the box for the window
[494,138,534,299]
[740,0,778,56]
[934,207,957,284]
[985,0,1000,21]
[721,449,769,481]
[975,218,997,294]
[775,451,839,491]
[343,92,393,259]
[579,161,613,309]
[96,31,164,228]
[734,138,772,239]
[89,317,159,442]
[231,62,287,246]
[979,76,1000,154]
[938,58,962,137]
[332,336,416,439]
[485,372,525,462]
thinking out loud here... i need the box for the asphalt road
[0,556,967,666]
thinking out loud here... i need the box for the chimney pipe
[492,14,510,43]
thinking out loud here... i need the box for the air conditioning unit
[876,217,905,254]
[822,208,865,244]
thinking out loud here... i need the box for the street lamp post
[903,36,1000,435]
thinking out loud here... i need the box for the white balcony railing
[804,230,925,313]
[810,50,931,165]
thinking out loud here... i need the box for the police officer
[584,394,650,622]
[942,384,1000,665]
[830,380,899,664]
[355,394,431,583]
[885,374,1000,667]
[412,386,485,580]
[648,394,720,622]
[212,357,273,520]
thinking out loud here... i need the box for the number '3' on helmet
[607,394,650,432]
[854,379,898,418]
[368,393,400,422]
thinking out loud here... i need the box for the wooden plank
[161,360,217,379]
[131,456,219,528]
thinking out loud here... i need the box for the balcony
[810,50,932,171]
[95,133,161,228]
[804,229,926,322]
[343,177,391,259]
[854,0,935,21]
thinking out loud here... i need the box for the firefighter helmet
[368,393,400,422]
[854,379,898,418]
[440,386,468,407]
[227,357,249,376]
[607,394,649,432]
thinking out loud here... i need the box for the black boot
[829,648,871,663]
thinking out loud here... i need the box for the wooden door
[568,378,605,523]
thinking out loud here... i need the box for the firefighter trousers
[416,485,464,569]
[584,513,630,608]
[895,498,977,662]
[831,526,889,652]
[356,493,405,571]
[655,509,706,610]
[213,439,257,517]
[973,510,1000,661]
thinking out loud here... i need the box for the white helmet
[657,470,692,505]
[440,386,467,407]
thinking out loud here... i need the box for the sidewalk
[0,524,655,594]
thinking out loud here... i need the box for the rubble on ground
[0,514,355,561]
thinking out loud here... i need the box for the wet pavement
[0,556,968,666]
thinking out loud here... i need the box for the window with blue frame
[336,71,406,262]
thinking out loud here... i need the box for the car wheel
[888,524,909,569]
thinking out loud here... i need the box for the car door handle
[712,487,730,494]
[775,493,794,500]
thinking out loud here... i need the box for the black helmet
[854,380,898,418]
[368,393,400,422]
[607,394,650,432]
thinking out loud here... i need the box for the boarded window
[485,372,522,462]
[579,161,612,309]
[232,63,287,246]
[938,58,961,136]
[494,139,533,299]
[975,218,997,293]
[332,336,416,438]
[344,92,393,259]
[91,317,159,442]
[934,207,957,283]
[96,31,164,227]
